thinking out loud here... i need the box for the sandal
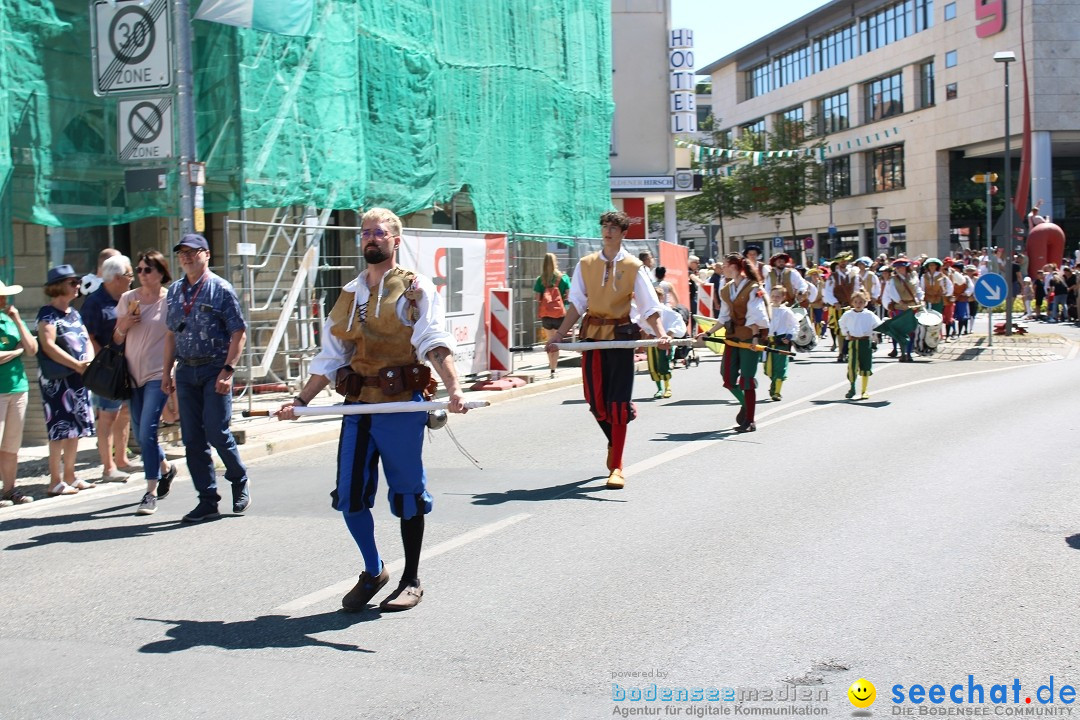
[70,479,97,491]
[653,389,664,399]
[3,491,33,505]
[48,482,79,496]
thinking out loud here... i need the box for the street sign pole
[172,0,196,235]
[985,176,992,252]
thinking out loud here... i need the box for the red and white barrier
[697,283,714,319]
[488,287,513,375]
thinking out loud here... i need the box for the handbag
[82,344,132,400]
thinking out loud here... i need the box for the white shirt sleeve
[823,277,838,305]
[769,307,799,336]
[633,266,663,321]
[745,286,771,329]
[806,282,819,303]
[567,260,587,315]
[790,270,809,297]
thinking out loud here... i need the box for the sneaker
[231,479,251,514]
[182,501,221,523]
[101,468,130,483]
[136,493,157,516]
[157,463,177,500]
[342,565,390,611]
[379,578,424,612]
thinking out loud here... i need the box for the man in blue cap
[161,234,250,522]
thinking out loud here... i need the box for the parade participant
[743,244,765,278]
[805,267,826,337]
[534,252,570,379]
[839,290,883,400]
[946,258,971,338]
[698,253,769,433]
[764,286,797,401]
[824,251,859,362]
[965,265,980,331]
[688,255,703,313]
[546,211,670,489]
[639,251,656,283]
[853,257,881,312]
[882,258,923,362]
[161,234,250,523]
[764,252,809,305]
[647,285,674,400]
[919,259,952,337]
[277,208,468,612]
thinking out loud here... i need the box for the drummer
[824,251,860,363]
[882,258,923,363]
[805,267,826,337]
[764,252,810,305]
[919,257,953,320]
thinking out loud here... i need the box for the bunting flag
[195,0,314,36]
[676,125,902,162]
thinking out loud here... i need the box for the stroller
[672,304,699,368]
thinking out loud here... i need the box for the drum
[791,306,817,353]
[915,309,943,326]
[913,310,942,356]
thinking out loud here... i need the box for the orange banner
[658,241,690,308]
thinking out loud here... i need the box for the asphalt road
[2,341,1079,720]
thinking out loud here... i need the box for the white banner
[398,232,505,377]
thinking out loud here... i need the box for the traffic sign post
[772,236,783,249]
[92,0,172,95]
[974,272,1009,346]
[875,218,891,249]
[118,97,174,162]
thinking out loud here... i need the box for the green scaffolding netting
[0,0,614,239]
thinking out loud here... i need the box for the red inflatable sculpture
[1027,222,1066,272]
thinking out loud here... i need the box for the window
[776,44,812,88]
[740,119,767,149]
[944,2,956,20]
[860,0,934,53]
[823,156,852,198]
[746,62,772,99]
[945,50,957,68]
[865,72,903,121]
[868,144,905,192]
[819,91,850,134]
[920,60,935,107]
[717,130,732,149]
[814,23,858,72]
[946,83,958,100]
[778,107,805,143]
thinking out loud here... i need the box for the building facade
[700,0,1079,262]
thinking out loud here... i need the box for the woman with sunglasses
[114,250,178,515]
[36,264,96,496]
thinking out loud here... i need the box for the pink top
[116,288,169,387]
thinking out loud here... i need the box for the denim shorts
[91,392,125,412]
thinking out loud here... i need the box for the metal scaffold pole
[173,0,197,234]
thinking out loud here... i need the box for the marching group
[1,237,250,522]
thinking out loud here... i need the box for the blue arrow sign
[974,272,1008,306]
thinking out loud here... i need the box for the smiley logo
[848,678,876,708]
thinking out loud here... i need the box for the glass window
[819,91,850,135]
[946,83,958,100]
[865,72,903,122]
[944,2,957,20]
[860,0,934,53]
[868,144,905,192]
[814,23,858,72]
[945,50,958,68]
[740,119,767,149]
[746,62,772,99]
[776,44,812,88]
[823,156,852,198]
[778,106,805,143]
[920,60,935,107]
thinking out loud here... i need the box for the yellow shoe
[662,388,672,398]
[606,469,625,489]
[860,392,870,400]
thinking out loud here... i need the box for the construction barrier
[489,287,513,375]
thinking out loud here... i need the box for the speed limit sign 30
[91,0,172,95]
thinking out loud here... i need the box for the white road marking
[274,512,531,614]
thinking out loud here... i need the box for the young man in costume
[919,258,953,315]
[276,208,468,613]
[823,251,859,363]
[764,252,809,305]
[546,211,670,489]
[853,257,881,312]
[698,254,770,433]
[882,258,923,363]
[839,290,883,400]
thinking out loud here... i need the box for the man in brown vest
[824,251,860,362]
[546,211,670,489]
[277,208,468,613]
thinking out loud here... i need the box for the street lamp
[867,206,883,258]
[994,50,1016,336]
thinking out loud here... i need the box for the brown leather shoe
[379,579,423,612]
[341,566,389,611]
[605,468,625,489]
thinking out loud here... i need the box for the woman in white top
[113,250,178,516]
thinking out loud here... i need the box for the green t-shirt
[0,314,28,394]
[533,273,570,295]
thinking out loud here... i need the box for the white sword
[242,401,490,418]
[552,339,699,351]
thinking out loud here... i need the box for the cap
[769,252,793,265]
[45,264,79,286]
[173,233,210,252]
[744,244,763,255]
[1023,276,1032,282]
[855,256,872,266]
[833,251,854,263]
[925,257,943,268]
[892,259,912,268]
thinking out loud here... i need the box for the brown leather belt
[583,314,630,326]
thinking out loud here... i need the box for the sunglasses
[66,279,81,286]
[136,266,157,274]
[360,228,393,239]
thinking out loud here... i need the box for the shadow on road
[809,399,892,409]
[651,429,732,442]
[3,512,236,551]
[0,502,141,534]
[1065,534,1080,550]
[137,611,376,654]
[462,477,626,505]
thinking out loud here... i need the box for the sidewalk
[4,348,588,510]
